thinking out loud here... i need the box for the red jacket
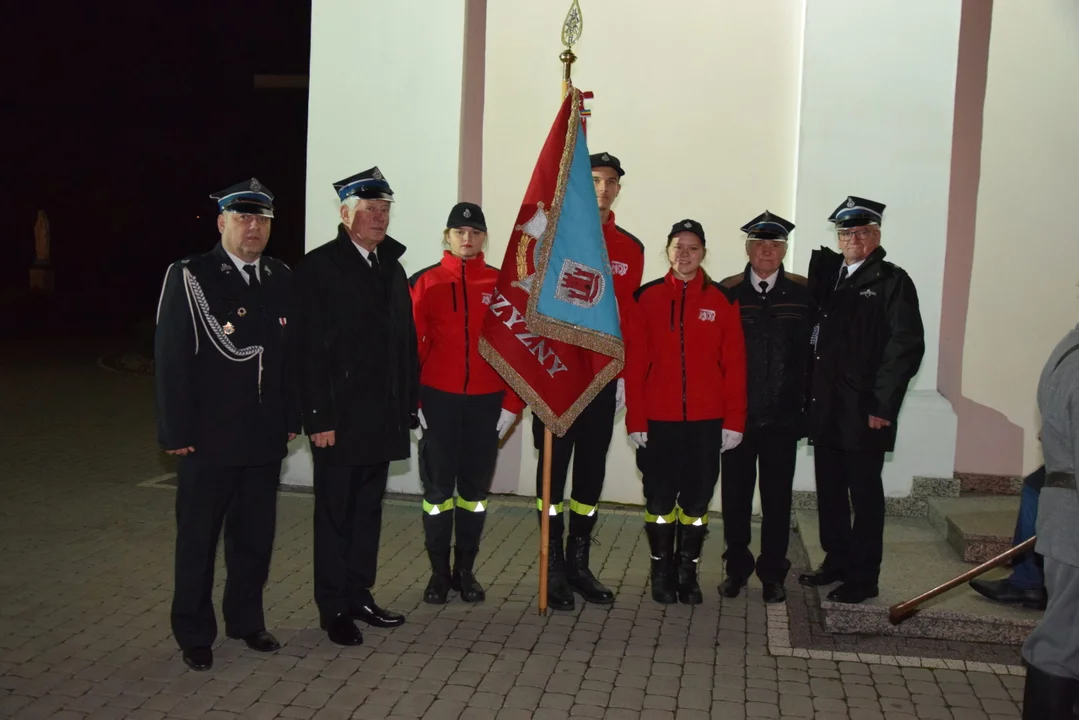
[604,211,645,310]
[409,251,524,412]
[624,270,747,433]
[603,211,644,380]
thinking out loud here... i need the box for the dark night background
[3,2,312,347]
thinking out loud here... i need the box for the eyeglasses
[837,227,876,242]
[231,214,271,226]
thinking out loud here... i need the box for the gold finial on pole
[560,0,583,98]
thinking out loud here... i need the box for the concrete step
[795,510,1040,645]
[955,473,1024,495]
[927,495,1019,563]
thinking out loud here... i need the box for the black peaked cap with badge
[446,202,486,232]
[827,196,885,228]
[669,219,706,245]
[333,166,395,202]
[210,178,275,218]
[741,211,794,241]
[590,151,625,177]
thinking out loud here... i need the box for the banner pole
[539,428,554,615]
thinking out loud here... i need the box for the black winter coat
[290,226,419,466]
[720,264,816,436]
[806,246,924,452]
[154,242,299,466]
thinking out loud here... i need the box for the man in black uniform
[290,167,418,646]
[155,178,298,671]
[718,211,815,603]
[798,196,925,604]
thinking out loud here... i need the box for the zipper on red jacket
[451,282,457,312]
[680,281,687,420]
[461,259,471,392]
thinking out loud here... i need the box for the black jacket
[806,246,924,452]
[720,264,816,436]
[290,226,419,466]
[154,242,298,465]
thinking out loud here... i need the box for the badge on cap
[223,322,235,335]
[601,153,610,161]
[463,208,472,218]
[684,221,692,228]
[846,199,855,208]
[251,179,262,192]
[237,307,247,317]
[373,168,383,180]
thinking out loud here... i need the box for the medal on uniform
[223,322,235,335]
[237,307,247,317]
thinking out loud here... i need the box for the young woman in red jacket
[409,202,524,605]
[624,219,748,604]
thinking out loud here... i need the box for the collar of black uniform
[333,224,407,263]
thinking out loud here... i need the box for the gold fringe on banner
[478,337,622,437]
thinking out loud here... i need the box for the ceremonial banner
[479,87,623,436]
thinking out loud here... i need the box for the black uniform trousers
[813,445,886,586]
[172,457,280,650]
[719,427,798,583]
[637,420,724,521]
[419,386,503,554]
[313,461,389,617]
[532,380,617,536]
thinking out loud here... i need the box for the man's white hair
[341,196,360,211]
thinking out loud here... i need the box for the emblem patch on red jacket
[610,260,628,276]
[698,309,716,322]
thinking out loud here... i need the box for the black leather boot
[565,535,615,604]
[1022,661,1079,719]
[645,523,678,604]
[676,524,707,605]
[541,514,575,611]
[422,512,453,604]
[452,546,486,602]
[452,506,486,602]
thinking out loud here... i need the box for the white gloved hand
[615,378,626,413]
[412,408,427,441]
[629,431,648,449]
[496,408,517,440]
[721,429,743,453]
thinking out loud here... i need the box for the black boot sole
[569,584,615,604]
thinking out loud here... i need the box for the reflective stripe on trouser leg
[536,499,565,516]
[423,498,455,515]
[454,502,486,556]
[644,508,678,524]
[569,499,599,537]
[678,507,709,526]
[455,497,487,513]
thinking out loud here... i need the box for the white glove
[629,431,648,449]
[615,378,626,413]
[721,429,743,453]
[496,408,517,440]
[413,408,427,441]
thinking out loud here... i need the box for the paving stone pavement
[0,342,1027,719]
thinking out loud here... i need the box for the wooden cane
[538,428,554,615]
[887,536,1038,625]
